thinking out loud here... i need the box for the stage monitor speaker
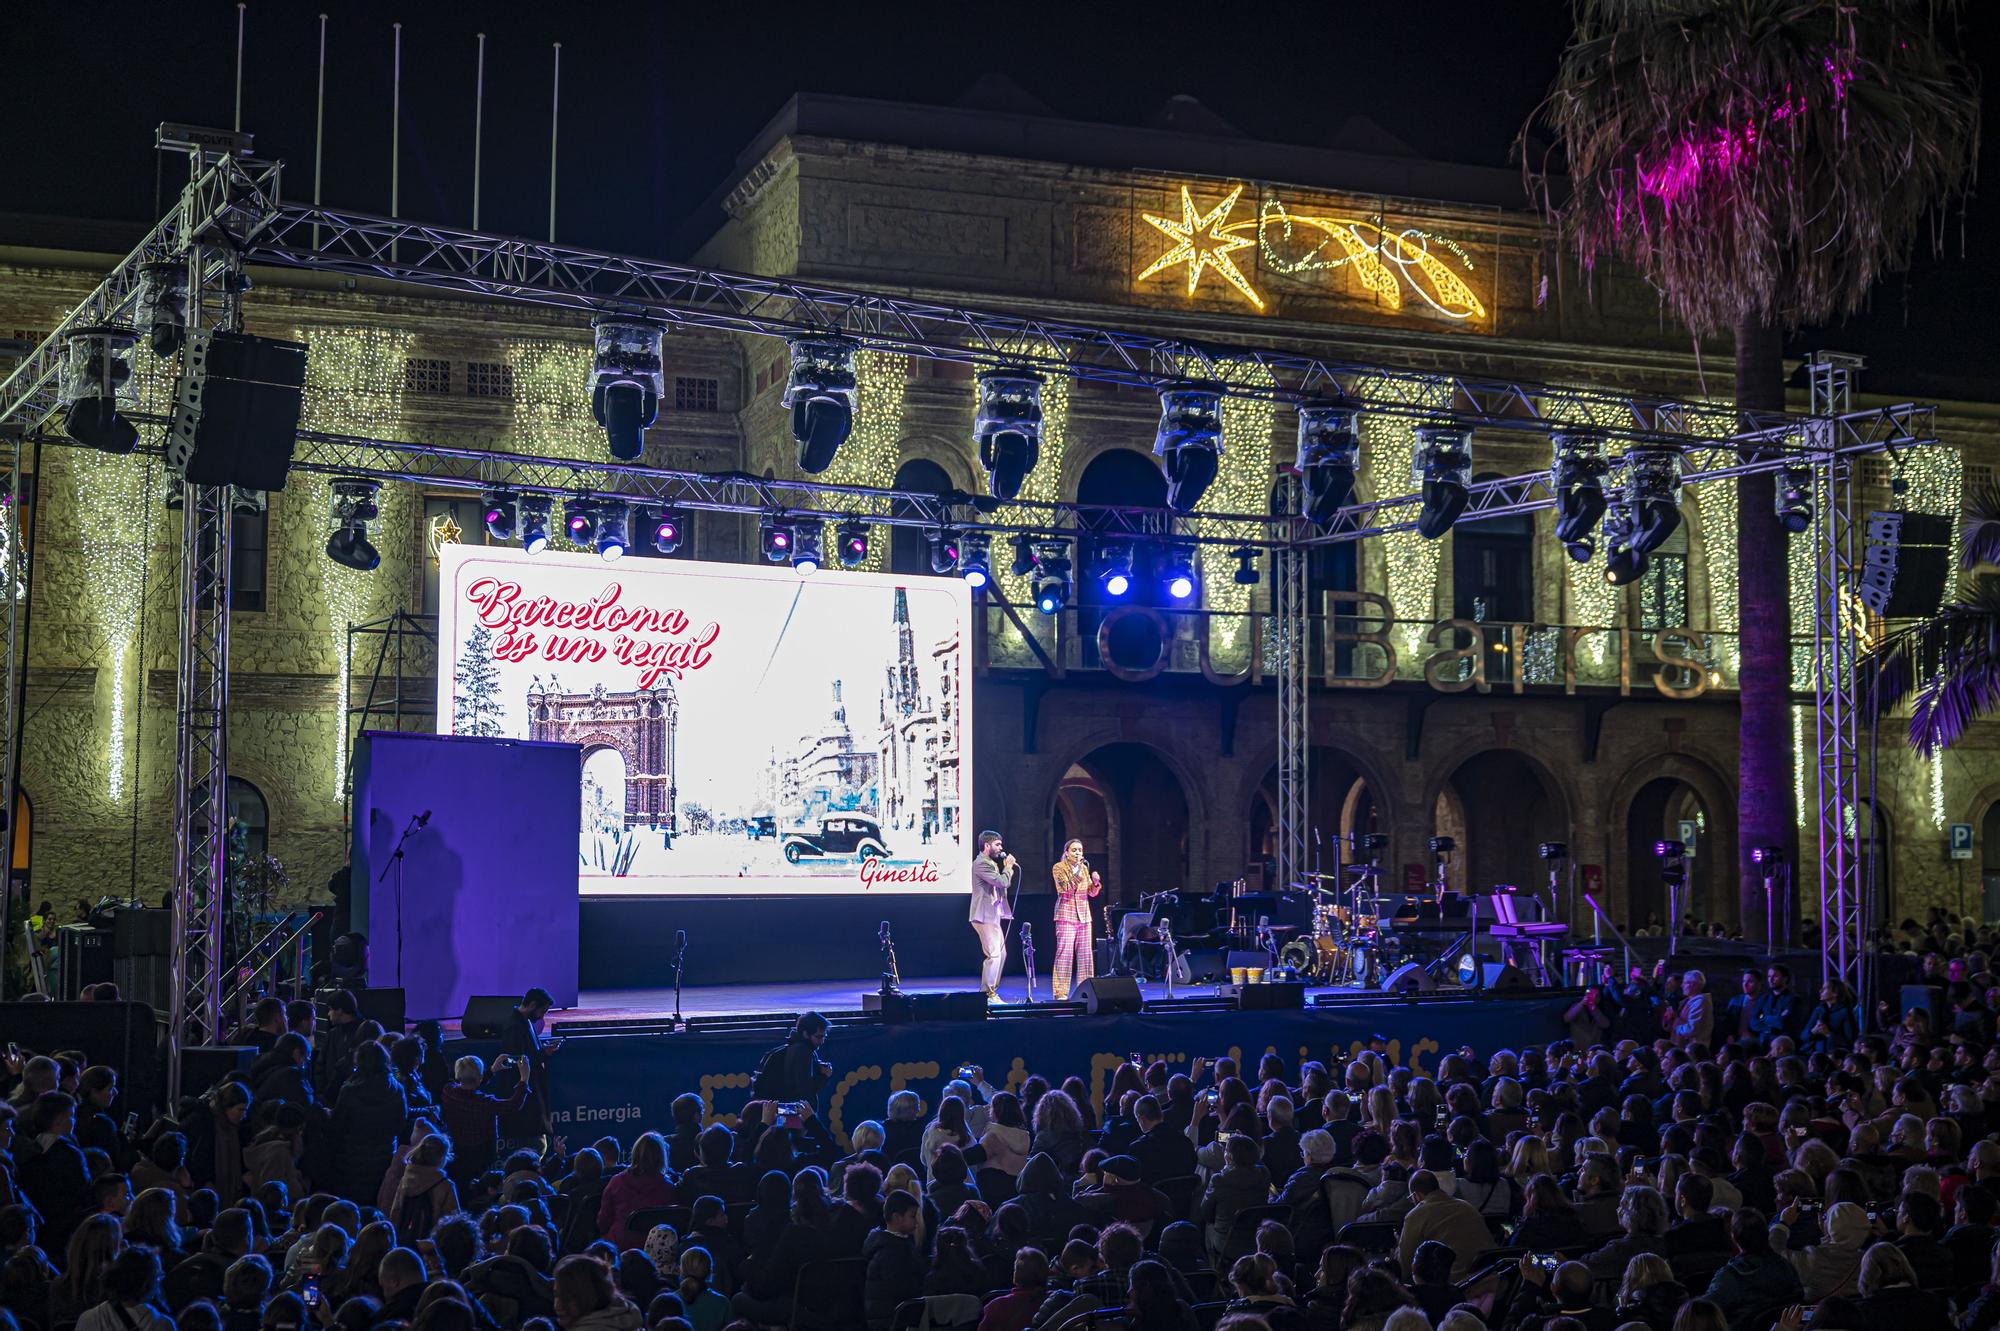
[167,329,308,490]
[1382,962,1436,995]
[1224,950,1269,972]
[180,1045,257,1096]
[1475,962,1536,992]
[459,994,517,1040]
[1859,511,1952,619]
[1184,951,1227,982]
[1075,976,1143,1015]
[863,990,989,1024]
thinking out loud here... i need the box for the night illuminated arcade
[0,6,1993,1329]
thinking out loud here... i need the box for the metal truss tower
[1807,352,1868,1008]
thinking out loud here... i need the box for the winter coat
[862,1228,927,1329]
[597,1169,677,1251]
[465,1252,555,1326]
[243,1129,308,1200]
[440,1079,527,1178]
[328,1072,409,1204]
[562,1299,642,1331]
[390,1162,459,1238]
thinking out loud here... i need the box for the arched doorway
[1436,751,1563,896]
[1076,449,1171,669]
[1624,777,1715,933]
[1452,474,1534,686]
[1052,767,1112,873]
[890,458,955,576]
[1982,801,2000,923]
[581,745,629,844]
[226,777,269,861]
[1248,748,1381,887]
[1057,743,1190,908]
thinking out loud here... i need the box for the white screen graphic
[436,545,972,896]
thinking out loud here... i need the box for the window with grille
[1968,463,1996,494]
[404,357,453,395]
[674,376,720,412]
[1859,457,1891,488]
[465,361,513,398]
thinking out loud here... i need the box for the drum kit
[1275,833,1398,986]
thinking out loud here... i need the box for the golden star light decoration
[1138,184,1266,310]
[428,512,463,565]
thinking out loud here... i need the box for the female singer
[1050,839,1102,1001]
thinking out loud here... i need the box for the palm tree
[1863,481,2000,755]
[1524,1,1979,942]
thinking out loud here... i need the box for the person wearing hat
[1771,1199,1869,1302]
[1076,1156,1172,1238]
[970,830,1018,1000]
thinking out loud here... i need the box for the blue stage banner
[458,994,1575,1152]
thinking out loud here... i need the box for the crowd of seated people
[0,945,1998,1331]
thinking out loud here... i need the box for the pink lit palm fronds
[1523,0,1980,338]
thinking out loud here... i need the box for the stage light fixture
[974,368,1044,500]
[1009,534,1037,578]
[1751,846,1786,865]
[136,261,189,358]
[482,491,518,541]
[1232,546,1260,586]
[1155,384,1224,513]
[595,504,630,562]
[519,495,553,555]
[1098,541,1135,598]
[760,514,794,562]
[1296,399,1361,525]
[1427,836,1456,854]
[1032,540,1072,616]
[1537,841,1569,860]
[1161,544,1197,601]
[783,335,858,474]
[836,520,870,568]
[928,527,962,575]
[1550,427,1609,562]
[565,498,599,546]
[1652,839,1686,859]
[790,519,824,575]
[1601,499,1647,586]
[1624,445,1683,555]
[645,506,685,555]
[324,478,381,571]
[1413,422,1472,539]
[1776,466,1813,533]
[589,317,665,461]
[57,325,140,454]
[957,532,992,589]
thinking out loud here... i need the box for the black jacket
[464,1253,554,1325]
[862,1228,926,1329]
[1130,1126,1196,1185]
[164,1251,230,1313]
[329,1072,409,1204]
[19,1135,91,1249]
[255,1062,318,1112]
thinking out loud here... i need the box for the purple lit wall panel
[352,731,581,1019]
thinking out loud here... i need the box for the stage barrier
[458,992,1576,1151]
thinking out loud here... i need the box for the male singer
[970,829,1017,999]
[1050,839,1102,1000]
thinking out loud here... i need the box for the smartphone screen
[302,1276,321,1308]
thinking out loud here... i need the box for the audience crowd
[3,934,2000,1331]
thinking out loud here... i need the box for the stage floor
[551,972,1376,1027]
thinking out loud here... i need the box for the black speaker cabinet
[1075,976,1144,1015]
[460,994,518,1039]
[167,329,308,490]
[1382,961,1437,994]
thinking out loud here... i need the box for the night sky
[6,1,1994,399]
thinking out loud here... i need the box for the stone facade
[4,92,1998,947]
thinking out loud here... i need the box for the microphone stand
[376,812,428,989]
[878,921,902,997]
[1020,923,1037,1005]
[672,930,688,1027]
